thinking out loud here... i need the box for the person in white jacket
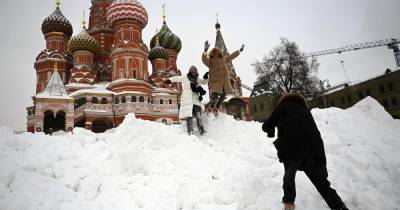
[165,66,209,135]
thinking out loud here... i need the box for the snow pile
[0,97,399,210]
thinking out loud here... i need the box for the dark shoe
[284,203,295,210]
[200,129,207,136]
[187,130,195,136]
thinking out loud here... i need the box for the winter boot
[187,130,195,136]
[283,203,295,210]
[200,128,207,136]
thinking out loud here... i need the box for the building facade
[310,69,400,119]
[27,0,184,133]
[250,69,400,122]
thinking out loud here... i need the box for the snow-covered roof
[36,70,73,99]
[69,83,113,97]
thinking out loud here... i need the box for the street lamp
[319,79,331,108]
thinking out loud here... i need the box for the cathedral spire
[214,16,228,55]
[162,4,167,24]
[82,10,86,29]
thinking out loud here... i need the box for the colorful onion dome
[106,0,148,28]
[68,27,100,54]
[149,33,168,60]
[150,22,182,53]
[41,4,73,37]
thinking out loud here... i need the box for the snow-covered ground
[0,97,399,210]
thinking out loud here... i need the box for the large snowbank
[0,97,399,210]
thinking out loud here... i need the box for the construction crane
[304,37,400,68]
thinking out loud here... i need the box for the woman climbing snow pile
[165,66,208,135]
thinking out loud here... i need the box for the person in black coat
[262,93,349,210]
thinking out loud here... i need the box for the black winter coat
[262,98,326,165]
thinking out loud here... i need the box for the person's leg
[215,91,226,110]
[209,92,219,109]
[186,117,194,135]
[193,105,205,134]
[282,158,303,204]
[303,157,348,210]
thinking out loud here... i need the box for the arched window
[131,96,137,102]
[115,97,120,104]
[101,97,107,104]
[169,99,173,104]
[139,96,145,103]
[148,97,151,103]
[121,96,126,103]
[160,99,164,105]
[92,97,98,104]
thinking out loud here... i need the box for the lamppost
[319,79,331,108]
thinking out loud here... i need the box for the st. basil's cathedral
[26,0,251,134]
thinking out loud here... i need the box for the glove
[204,40,210,52]
[198,86,206,95]
[164,79,172,85]
[199,95,203,101]
[203,72,209,79]
[267,132,275,138]
[240,44,245,52]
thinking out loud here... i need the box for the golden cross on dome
[216,13,219,24]
[82,10,86,29]
[162,4,166,23]
[55,0,61,8]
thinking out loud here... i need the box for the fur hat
[276,93,309,109]
[189,65,198,74]
[209,47,223,58]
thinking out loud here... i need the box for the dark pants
[209,91,226,110]
[283,156,347,209]
[186,105,205,132]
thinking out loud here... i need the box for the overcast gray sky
[1,0,399,130]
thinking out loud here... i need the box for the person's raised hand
[204,40,210,52]
[240,44,245,52]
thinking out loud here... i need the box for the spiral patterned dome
[68,27,100,54]
[41,6,73,37]
[150,22,182,53]
[148,37,168,61]
[106,0,148,28]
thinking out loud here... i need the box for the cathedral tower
[67,18,100,85]
[35,0,73,93]
[149,31,169,88]
[106,0,151,92]
[88,0,114,82]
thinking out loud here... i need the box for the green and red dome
[150,22,182,53]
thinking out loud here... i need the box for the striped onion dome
[67,27,100,54]
[41,6,73,37]
[150,22,182,53]
[106,0,148,29]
